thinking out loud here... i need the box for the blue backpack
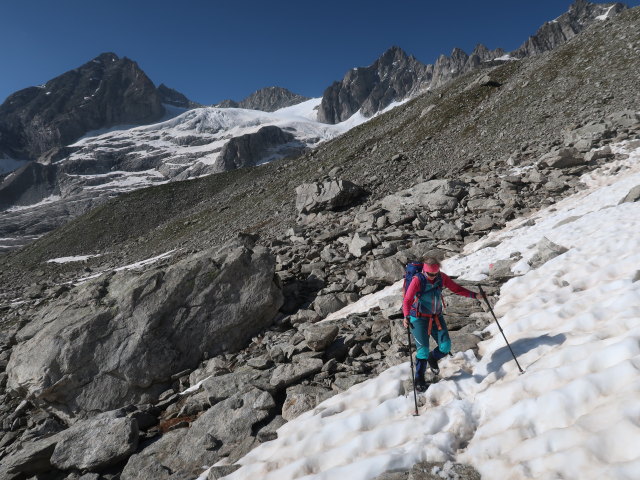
[403,261,424,293]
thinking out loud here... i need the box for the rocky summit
[216,86,310,112]
[0,2,639,480]
[0,53,165,161]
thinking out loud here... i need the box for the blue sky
[1,0,638,105]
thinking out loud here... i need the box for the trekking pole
[406,325,420,416]
[478,285,525,374]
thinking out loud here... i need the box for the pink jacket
[402,271,477,317]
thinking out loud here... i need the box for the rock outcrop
[0,52,165,160]
[0,161,58,211]
[213,125,306,172]
[6,242,283,420]
[216,86,310,112]
[317,44,508,124]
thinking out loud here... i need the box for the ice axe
[478,285,524,374]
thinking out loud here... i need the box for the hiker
[403,257,480,391]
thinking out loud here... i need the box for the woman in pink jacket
[402,257,480,391]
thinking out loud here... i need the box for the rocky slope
[317,0,626,125]
[1,115,636,479]
[0,53,165,161]
[0,6,639,479]
[216,86,310,112]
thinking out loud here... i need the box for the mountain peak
[0,53,164,159]
[93,52,120,63]
[216,86,309,112]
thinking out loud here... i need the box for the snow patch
[596,5,615,21]
[47,254,103,264]
[6,195,62,212]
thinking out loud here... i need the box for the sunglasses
[425,271,439,276]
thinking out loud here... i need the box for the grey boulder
[349,233,373,257]
[7,244,283,420]
[282,385,335,421]
[303,324,339,351]
[50,410,139,471]
[619,185,640,204]
[121,389,269,480]
[0,432,62,480]
[380,179,467,214]
[529,237,569,269]
[366,256,405,285]
[203,367,275,405]
[312,292,357,317]
[270,357,323,389]
[539,147,584,169]
[296,180,365,214]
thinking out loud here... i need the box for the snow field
[219,141,640,480]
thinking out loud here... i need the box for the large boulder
[529,237,569,268]
[303,324,339,351]
[366,256,405,285]
[121,389,269,480]
[349,232,373,257]
[213,126,304,173]
[281,385,335,421]
[295,180,365,214]
[50,410,139,471]
[6,244,283,420]
[270,357,324,389]
[0,433,63,480]
[380,179,467,214]
[539,147,584,169]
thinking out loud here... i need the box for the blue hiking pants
[409,314,451,360]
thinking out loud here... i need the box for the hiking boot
[414,358,428,392]
[427,353,440,376]
[416,377,428,392]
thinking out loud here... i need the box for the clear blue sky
[1,0,638,105]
